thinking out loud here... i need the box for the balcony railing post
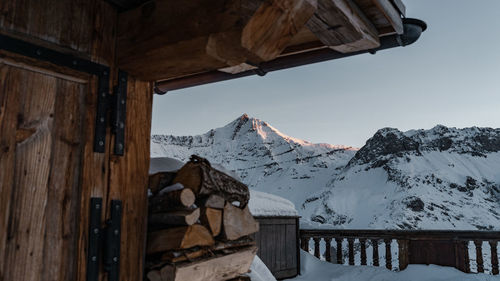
[490,241,499,275]
[455,240,470,273]
[313,237,321,259]
[325,237,332,262]
[397,239,409,270]
[474,240,484,273]
[384,239,392,270]
[299,229,500,276]
[335,237,343,264]
[348,238,355,265]
[360,238,367,266]
[372,238,379,267]
[301,236,309,252]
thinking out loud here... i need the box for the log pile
[146,155,259,281]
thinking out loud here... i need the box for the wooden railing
[300,229,500,275]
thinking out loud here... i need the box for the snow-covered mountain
[151,115,500,230]
[151,114,357,206]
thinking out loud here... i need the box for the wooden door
[0,62,87,281]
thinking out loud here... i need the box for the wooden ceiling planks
[116,0,405,82]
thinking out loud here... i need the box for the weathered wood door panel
[0,63,87,281]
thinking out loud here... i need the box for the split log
[149,171,177,195]
[199,194,225,209]
[149,188,196,213]
[222,203,259,240]
[159,246,257,281]
[149,208,200,227]
[173,155,250,207]
[200,207,222,236]
[214,236,256,251]
[147,225,214,254]
[161,248,208,263]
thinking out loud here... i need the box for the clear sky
[151,0,500,148]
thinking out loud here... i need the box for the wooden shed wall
[0,1,153,281]
[253,217,300,280]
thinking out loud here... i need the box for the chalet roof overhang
[112,0,426,93]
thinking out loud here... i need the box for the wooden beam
[117,0,317,81]
[354,0,403,35]
[306,0,380,53]
[372,0,404,34]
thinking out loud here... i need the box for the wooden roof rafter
[114,0,425,92]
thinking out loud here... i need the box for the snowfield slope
[151,114,356,206]
[151,115,500,230]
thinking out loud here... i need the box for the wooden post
[456,240,470,273]
[372,239,379,267]
[301,236,310,252]
[397,239,409,270]
[313,238,321,259]
[336,238,343,264]
[347,238,355,265]
[325,238,332,262]
[360,238,367,266]
[490,241,499,275]
[384,239,392,270]
[474,240,484,273]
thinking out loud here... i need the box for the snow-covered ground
[287,251,500,281]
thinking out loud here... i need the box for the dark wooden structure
[0,0,424,280]
[300,229,500,275]
[253,216,301,279]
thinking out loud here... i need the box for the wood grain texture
[306,0,379,53]
[252,217,299,279]
[159,246,257,281]
[41,79,86,281]
[353,0,402,35]
[0,0,117,65]
[3,68,57,281]
[147,225,215,254]
[222,203,259,240]
[108,78,153,281]
[200,207,222,236]
[117,0,316,80]
[0,64,86,281]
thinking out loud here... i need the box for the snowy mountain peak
[350,126,500,167]
[151,118,500,230]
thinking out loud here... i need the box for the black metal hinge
[87,198,123,281]
[93,71,129,156]
[0,34,127,156]
[111,71,128,156]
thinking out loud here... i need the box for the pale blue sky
[152,0,500,148]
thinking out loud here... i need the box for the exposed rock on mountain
[152,116,500,230]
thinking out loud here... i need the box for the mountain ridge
[151,115,500,230]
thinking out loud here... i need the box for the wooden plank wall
[0,63,87,281]
[108,78,153,281]
[253,217,299,280]
[0,1,153,281]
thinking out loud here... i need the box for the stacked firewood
[146,156,258,281]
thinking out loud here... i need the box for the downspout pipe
[155,18,427,94]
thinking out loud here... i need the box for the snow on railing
[300,229,500,275]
